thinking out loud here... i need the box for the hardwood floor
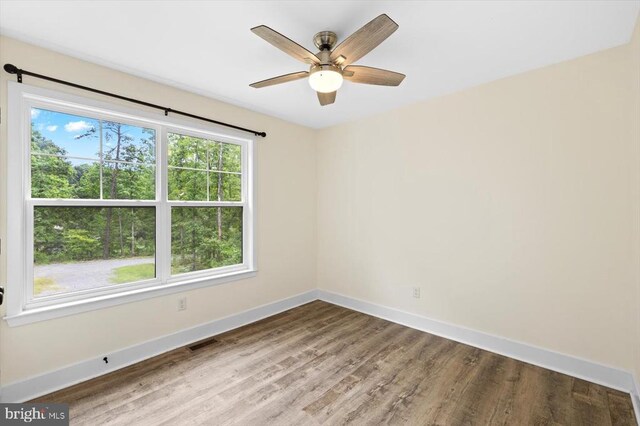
[33,301,637,425]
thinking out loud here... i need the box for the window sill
[4,269,257,327]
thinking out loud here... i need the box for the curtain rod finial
[3,64,19,74]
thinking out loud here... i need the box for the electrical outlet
[412,287,421,299]
[178,297,187,311]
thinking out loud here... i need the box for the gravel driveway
[34,257,155,296]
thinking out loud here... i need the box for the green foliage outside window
[168,133,243,273]
[31,123,243,275]
[31,122,157,265]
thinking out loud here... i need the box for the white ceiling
[1,1,638,129]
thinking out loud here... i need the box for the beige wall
[0,36,318,385]
[632,19,640,388]
[317,27,640,374]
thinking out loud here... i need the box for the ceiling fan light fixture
[308,65,343,93]
[250,15,403,105]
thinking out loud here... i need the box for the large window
[7,83,256,325]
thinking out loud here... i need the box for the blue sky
[31,107,154,161]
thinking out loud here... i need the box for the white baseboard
[0,289,319,403]
[632,375,640,423]
[317,290,639,400]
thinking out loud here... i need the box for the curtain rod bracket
[2,63,266,138]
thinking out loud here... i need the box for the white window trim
[5,82,257,327]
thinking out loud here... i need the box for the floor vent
[187,337,219,352]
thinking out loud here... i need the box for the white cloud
[31,109,40,119]
[64,121,93,132]
[46,125,58,132]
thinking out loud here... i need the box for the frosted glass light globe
[309,66,343,93]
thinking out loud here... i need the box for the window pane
[30,109,156,200]
[103,161,155,200]
[168,133,242,201]
[209,142,242,173]
[31,156,101,199]
[33,207,156,298]
[209,172,241,201]
[31,108,100,160]
[72,159,102,199]
[168,133,208,169]
[168,168,208,201]
[102,121,156,164]
[171,207,242,275]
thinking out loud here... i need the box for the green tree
[76,121,156,258]
[31,127,75,198]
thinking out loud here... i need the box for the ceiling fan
[249,14,405,106]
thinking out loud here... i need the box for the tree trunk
[180,225,184,265]
[117,209,124,256]
[217,143,224,241]
[191,228,197,271]
[130,208,135,256]
[103,209,112,259]
[103,124,123,259]
[191,209,197,271]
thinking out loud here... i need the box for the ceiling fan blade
[343,66,405,86]
[330,14,398,66]
[250,71,309,88]
[317,91,337,106]
[251,25,320,64]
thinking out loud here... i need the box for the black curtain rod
[3,63,267,138]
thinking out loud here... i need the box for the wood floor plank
[271,328,422,423]
[207,324,412,425]
[84,311,362,424]
[475,357,524,424]
[32,301,637,425]
[443,351,511,425]
[571,379,613,426]
[608,390,638,425]
[318,331,446,425]
[75,303,354,423]
[105,310,378,426]
[416,346,489,423]
[367,339,464,424]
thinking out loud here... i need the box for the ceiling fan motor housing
[313,31,338,51]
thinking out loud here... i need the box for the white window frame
[6,82,257,326]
